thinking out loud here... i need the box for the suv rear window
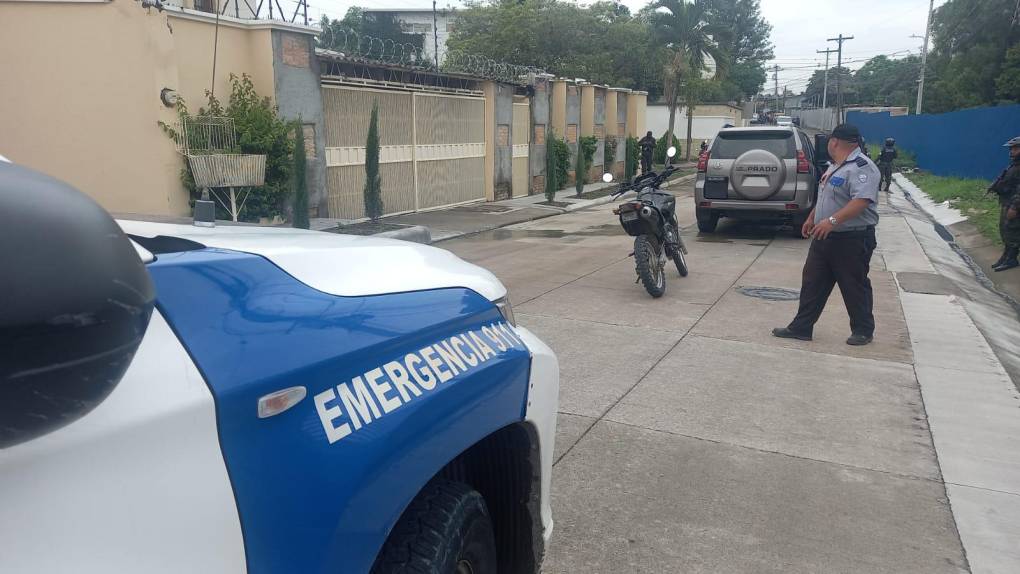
[711,131,795,159]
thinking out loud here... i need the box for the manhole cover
[736,286,800,301]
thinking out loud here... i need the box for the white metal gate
[322,85,485,220]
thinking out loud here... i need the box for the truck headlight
[494,294,516,327]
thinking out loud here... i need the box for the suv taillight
[697,152,709,172]
[797,150,810,174]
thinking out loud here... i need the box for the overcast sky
[308,0,946,94]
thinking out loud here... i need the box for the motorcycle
[605,146,688,298]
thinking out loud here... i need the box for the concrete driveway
[440,181,1017,573]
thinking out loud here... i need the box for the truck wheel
[696,208,718,233]
[372,479,497,574]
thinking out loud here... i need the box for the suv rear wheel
[696,208,719,233]
[372,479,497,574]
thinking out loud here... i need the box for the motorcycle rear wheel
[635,235,666,298]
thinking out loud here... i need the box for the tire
[372,479,497,574]
[635,235,666,298]
[673,247,689,277]
[696,208,718,233]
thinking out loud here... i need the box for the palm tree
[650,0,723,163]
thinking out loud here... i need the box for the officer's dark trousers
[641,154,652,174]
[788,228,877,337]
[1000,204,1020,249]
[879,163,893,190]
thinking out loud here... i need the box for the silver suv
[694,126,819,234]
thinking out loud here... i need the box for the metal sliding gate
[322,85,485,220]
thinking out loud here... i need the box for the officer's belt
[831,225,875,234]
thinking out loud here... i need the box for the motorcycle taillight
[797,150,810,174]
[697,152,709,172]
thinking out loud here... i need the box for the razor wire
[318,27,545,84]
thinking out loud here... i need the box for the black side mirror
[0,163,155,448]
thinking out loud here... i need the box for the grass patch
[905,171,1000,244]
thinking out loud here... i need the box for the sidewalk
[884,175,1020,573]
[894,173,1020,309]
[313,173,696,243]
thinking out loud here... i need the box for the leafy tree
[925,0,1019,112]
[802,66,855,107]
[363,101,383,221]
[704,0,773,99]
[319,8,425,53]
[853,55,921,109]
[996,43,1020,102]
[449,1,666,98]
[292,122,309,229]
[650,0,724,157]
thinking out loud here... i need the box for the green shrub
[548,133,571,192]
[605,135,617,170]
[363,101,384,221]
[545,134,559,202]
[654,133,681,165]
[625,136,639,181]
[292,122,309,229]
[160,74,293,222]
[575,135,599,195]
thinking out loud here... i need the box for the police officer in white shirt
[773,123,881,346]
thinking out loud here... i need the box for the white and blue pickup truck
[0,161,559,574]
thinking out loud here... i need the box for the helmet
[885,138,895,146]
[1004,136,1020,148]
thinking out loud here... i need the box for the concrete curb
[374,225,432,244]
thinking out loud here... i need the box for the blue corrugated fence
[847,105,1020,181]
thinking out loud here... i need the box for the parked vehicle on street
[0,161,560,574]
[776,115,793,127]
[694,126,823,235]
[607,146,688,298]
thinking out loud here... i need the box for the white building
[362,8,455,65]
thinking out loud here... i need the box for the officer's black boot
[994,248,1019,272]
[993,247,1010,268]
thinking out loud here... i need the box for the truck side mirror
[0,163,155,448]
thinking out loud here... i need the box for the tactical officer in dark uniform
[773,124,881,346]
[988,136,1020,272]
[639,131,656,174]
[878,138,898,192]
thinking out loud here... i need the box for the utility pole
[827,34,854,123]
[817,48,837,110]
[916,0,934,114]
[432,0,440,68]
[771,64,780,115]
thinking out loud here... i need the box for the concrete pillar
[483,80,514,201]
[550,79,567,141]
[483,81,496,201]
[530,74,553,195]
[593,86,607,180]
[606,89,621,178]
[271,29,327,218]
[565,82,581,184]
[628,91,648,138]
